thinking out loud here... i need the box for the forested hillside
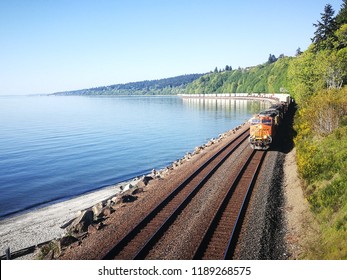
[288,2,347,259]
[186,55,292,94]
[53,74,203,95]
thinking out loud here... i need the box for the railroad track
[193,150,266,260]
[102,129,250,260]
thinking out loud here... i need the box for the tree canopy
[312,4,337,51]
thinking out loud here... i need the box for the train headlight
[263,135,268,139]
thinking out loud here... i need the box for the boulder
[132,187,143,195]
[102,206,114,217]
[92,202,104,218]
[111,195,121,204]
[142,176,153,185]
[137,175,153,188]
[121,194,137,203]
[136,181,146,188]
[184,152,192,159]
[67,209,94,234]
[122,183,135,192]
[106,199,113,208]
[88,222,104,234]
[59,235,78,248]
[43,249,54,260]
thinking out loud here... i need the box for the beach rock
[88,222,104,234]
[136,181,145,188]
[132,187,143,195]
[59,235,78,248]
[106,199,113,208]
[122,194,137,203]
[60,218,74,229]
[184,152,192,160]
[161,167,171,176]
[40,240,61,259]
[136,176,153,188]
[142,175,153,185]
[92,202,104,218]
[43,249,54,260]
[194,146,202,154]
[111,195,121,204]
[67,209,94,234]
[122,183,135,192]
[102,206,114,217]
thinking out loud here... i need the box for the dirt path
[283,148,319,259]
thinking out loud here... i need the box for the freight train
[249,103,287,150]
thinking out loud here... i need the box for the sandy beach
[0,178,140,259]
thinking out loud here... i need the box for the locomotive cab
[249,115,275,150]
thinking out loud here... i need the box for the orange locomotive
[249,105,283,150]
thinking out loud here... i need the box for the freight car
[249,103,286,150]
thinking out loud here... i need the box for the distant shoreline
[178,93,290,104]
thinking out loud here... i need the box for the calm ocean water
[0,95,269,219]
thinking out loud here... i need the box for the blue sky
[0,0,343,95]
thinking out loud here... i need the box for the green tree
[336,0,347,26]
[335,24,347,49]
[312,4,337,51]
[267,54,277,64]
[296,47,303,56]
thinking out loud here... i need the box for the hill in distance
[53,73,204,96]
[53,55,293,96]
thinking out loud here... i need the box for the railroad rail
[2,126,263,260]
[101,129,250,259]
[193,150,266,259]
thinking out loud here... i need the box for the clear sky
[0,0,343,95]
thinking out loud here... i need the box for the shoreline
[0,121,250,259]
[1,94,285,259]
[0,178,139,258]
[178,93,291,104]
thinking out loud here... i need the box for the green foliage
[186,56,292,94]
[336,0,347,26]
[292,3,347,258]
[335,24,347,49]
[309,174,347,214]
[294,89,347,259]
[312,4,337,52]
[295,88,347,180]
[53,74,204,96]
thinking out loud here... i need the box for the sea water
[0,95,269,218]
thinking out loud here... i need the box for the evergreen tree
[336,0,347,26]
[296,47,303,56]
[267,54,277,64]
[312,4,337,51]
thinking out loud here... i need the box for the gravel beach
[0,179,137,259]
